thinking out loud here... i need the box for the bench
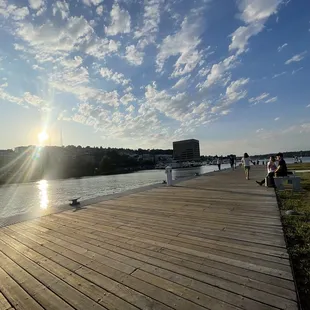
[273,176,301,191]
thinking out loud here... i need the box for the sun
[38,131,49,144]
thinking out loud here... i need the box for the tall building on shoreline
[173,139,200,161]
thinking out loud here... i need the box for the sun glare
[38,131,49,144]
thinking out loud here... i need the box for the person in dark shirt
[229,155,235,170]
[275,152,287,176]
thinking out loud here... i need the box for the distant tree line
[0,146,173,184]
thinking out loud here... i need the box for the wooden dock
[0,167,298,310]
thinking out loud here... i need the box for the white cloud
[0,84,49,109]
[272,71,286,79]
[265,96,278,103]
[211,78,249,113]
[23,92,49,109]
[120,93,135,105]
[256,128,264,133]
[105,3,131,36]
[124,45,144,66]
[135,0,163,49]
[172,75,190,90]
[28,0,44,10]
[229,23,264,55]
[274,117,280,121]
[0,2,30,20]
[292,67,303,75]
[249,92,269,104]
[96,5,103,16]
[285,51,307,65]
[229,0,282,55]
[199,55,237,89]
[52,1,69,20]
[156,15,203,77]
[277,43,288,52]
[100,67,130,86]
[82,0,103,6]
[126,105,135,113]
[13,16,119,63]
[221,110,231,115]
[306,104,310,108]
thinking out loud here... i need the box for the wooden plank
[37,213,288,267]
[0,255,72,310]
[0,231,139,310]
[0,291,12,310]
[49,212,288,256]
[63,215,289,266]
[31,217,295,285]
[1,227,185,310]
[20,220,295,291]
[68,207,286,247]
[0,240,106,310]
[0,266,43,310]
[17,221,298,309]
[131,269,241,310]
[50,211,287,255]
[59,207,284,242]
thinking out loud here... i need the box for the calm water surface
[1,157,309,219]
[0,165,230,218]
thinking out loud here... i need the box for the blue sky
[0,0,309,155]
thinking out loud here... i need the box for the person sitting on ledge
[256,153,287,186]
[256,156,277,186]
[275,152,288,177]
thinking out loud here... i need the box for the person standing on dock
[241,153,252,180]
[217,157,222,171]
[230,155,235,170]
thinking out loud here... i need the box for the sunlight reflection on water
[38,179,49,210]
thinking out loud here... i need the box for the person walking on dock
[241,153,252,180]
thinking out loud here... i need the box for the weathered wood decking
[0,167,298,310]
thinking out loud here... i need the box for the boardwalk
[0,167,298,310]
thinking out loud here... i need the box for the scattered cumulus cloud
[285,51,307,65]
[265,96,278,103]
[52,1,70,19]
[124,45,144,66]
[100,67,130,86]
[172,75,190,90]
[249,92,269,104]
[135,0,163,49]
[229,0,283,55]
[272,71,286,79]
[292,67,303,75]
[156,14,204,77]
[96,5,104,16]
[28,0,45,10]
[105,3,131,36]
[82,0,103,6]
[0,0,309,151]
[277,43,288,52]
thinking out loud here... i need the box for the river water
[0,164,231,219]
[0,157,309,219]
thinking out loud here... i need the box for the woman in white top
[241,153,252,180]
[256,156,277,186]
[267,156,277,173]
